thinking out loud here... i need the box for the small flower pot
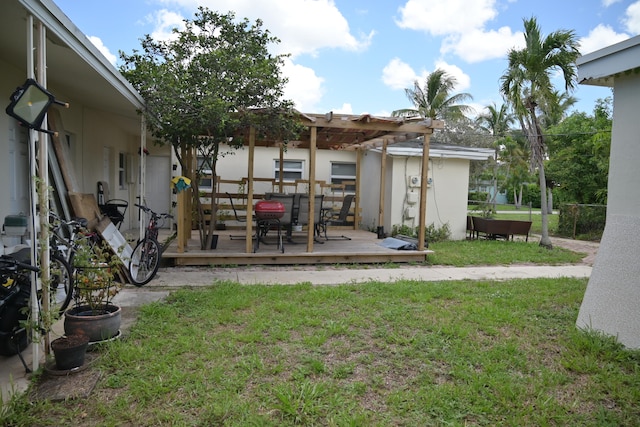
[51,334,89,370]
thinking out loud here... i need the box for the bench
[469,216,532,242]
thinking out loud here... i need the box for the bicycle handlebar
[134,204,174,219]
[0,255,40,273]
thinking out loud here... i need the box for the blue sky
[54,0,639,118]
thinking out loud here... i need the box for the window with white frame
[330,162,356,192]
[274,160,304,181]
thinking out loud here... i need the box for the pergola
[174,111,443,253]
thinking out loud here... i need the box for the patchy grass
[427,239,584,267]
[6,279,640,426]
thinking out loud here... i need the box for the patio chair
[97,181,128,229]
[319,194,354,240]
[264,193,296,243]
[226,192,251,240]
[296,194,325,243]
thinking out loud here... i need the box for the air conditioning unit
[408,175,421,188]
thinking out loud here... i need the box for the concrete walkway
[1,244,594,403]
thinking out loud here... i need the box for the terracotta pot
[64,304,121,343]
[51,334,89,370]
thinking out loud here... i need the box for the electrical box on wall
[406,192,419,204]
[404,207,417,219]
[408,175,421,188]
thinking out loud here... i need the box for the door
[144,155,171,228]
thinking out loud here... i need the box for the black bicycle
[0,250,40,371]
[128,204,173,286]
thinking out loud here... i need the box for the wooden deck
[160,228,430,266]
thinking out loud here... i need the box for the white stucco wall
[359,151,471,240]
[1,63,146,232]
[577,73,640,348]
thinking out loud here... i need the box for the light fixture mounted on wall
[5,78,68,135]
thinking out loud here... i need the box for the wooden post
[246,127,256,253]
[177,189,187,253]
[307,126,317,251]
[417,132,431,251]
[378,139,388,238]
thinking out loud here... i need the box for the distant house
[575,35,640,349]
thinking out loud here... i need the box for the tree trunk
[538,163,553,249]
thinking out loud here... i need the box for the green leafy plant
[71,236,123,314]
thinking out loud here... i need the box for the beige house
[1,0,149,239]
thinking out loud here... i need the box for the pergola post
[307,126,317,251]
[377,138,388,238]
[246,126,256,253]
[417,132,431,251]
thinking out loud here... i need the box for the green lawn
[6,279,640,426]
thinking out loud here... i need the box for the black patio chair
[97,181,128,229]
[319,194,354,240]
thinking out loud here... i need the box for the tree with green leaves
[475,103,514,137]
[500,16,580,248]
[545,98,612,204]
[120,7,301,249]
[392,68,474,121]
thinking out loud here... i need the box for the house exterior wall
[577,72,640,348]
[1,62,146,232]
[215,144,357,191]
[359,151,471,240]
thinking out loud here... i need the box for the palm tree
[500,17,580,248]
[475,103,514,137]
[393,68,474,120]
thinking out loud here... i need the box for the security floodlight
[5,78,67,133]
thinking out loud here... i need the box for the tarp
[378,237,418,251]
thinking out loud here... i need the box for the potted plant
[50,334,90,371]
[63,236,123,344]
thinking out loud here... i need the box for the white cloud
[441,27,523,63]
[579,24,630,54]
[281,58,324,113]
[88,36,118,65]
[381,58,471,94]
[332,103,353,114]
[602,0,622,6]
[173,0,372,58]
[148,9,185,41]
[381,58,425,90]
[395,0,497,35]
[623,1,640,34]
[433,60,471,92]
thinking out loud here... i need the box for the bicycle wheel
[128,238,161,286]
[48,253,73,314]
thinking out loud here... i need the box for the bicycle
[48,211,98,314]
[128,204,173,286]
[0,250,40,371]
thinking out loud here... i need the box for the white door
[144,155,171,228]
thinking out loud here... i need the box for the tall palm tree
[393,68,474,120]
[500,17,580,248]
[476,103,514,137]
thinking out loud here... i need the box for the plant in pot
[64,236,123,344]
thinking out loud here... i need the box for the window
[197,156,214,191]
[118,152,126,189]
[330,162,356,192]
[274,160,303,181]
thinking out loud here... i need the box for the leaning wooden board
[68,192,134,282]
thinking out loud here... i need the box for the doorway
[144,155,171,228]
